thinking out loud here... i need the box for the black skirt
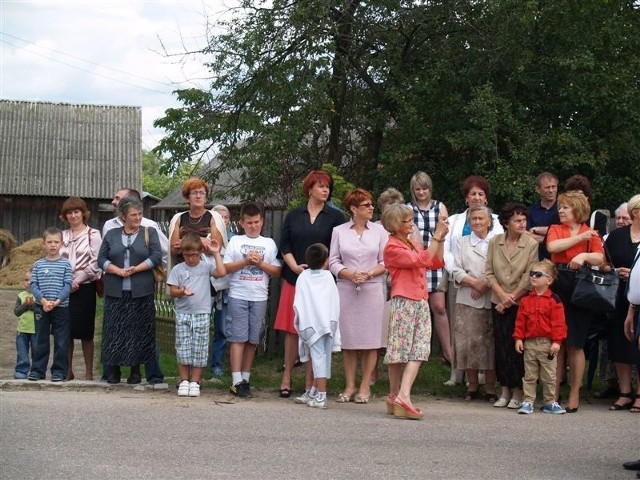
[69,282,97,340]
[101,291,155,366]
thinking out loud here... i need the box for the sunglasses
[529,270,551,279]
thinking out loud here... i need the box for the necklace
[189,212,205,224]
[123,227,139,236]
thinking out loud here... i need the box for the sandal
[354,393,370,404]
[484,392,498,403]
[279,388,291,398]
[630,398,640,413]
[609,392,634,411]
[336,392,356,403]
[464,390,479,401]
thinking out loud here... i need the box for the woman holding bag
[547,192,604,412]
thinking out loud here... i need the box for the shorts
[175,313,210,367]
[226,297,267,344]
[309,334,334,379]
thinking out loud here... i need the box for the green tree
[142,149,195,198]
[154,1,640,212]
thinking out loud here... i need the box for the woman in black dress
[605,194,640,411]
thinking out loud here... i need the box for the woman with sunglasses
[485,203,538,409]
[547,191,604,412]
[329,188,388,403]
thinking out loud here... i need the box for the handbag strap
[588,234,616,269]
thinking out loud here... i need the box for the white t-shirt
[224,234,281,301]
[627,246,640,306]
[167,260,215,314]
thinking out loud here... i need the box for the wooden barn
[0,99,144,243]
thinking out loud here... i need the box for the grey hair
[117,196,144,218]
[615,202,628,216]
[467,205,493,231]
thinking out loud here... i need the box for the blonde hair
[381,204,412,234]
[533,259,557,280]
[627,194,640,221]
[557,192,590,224]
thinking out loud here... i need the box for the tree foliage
[141,150,196,198]
[154,0,640,211]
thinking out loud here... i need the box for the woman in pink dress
[329,188,388,403]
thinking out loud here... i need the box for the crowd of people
[11,171,640,426]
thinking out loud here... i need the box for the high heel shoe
[385,395,396,415]
[393,397,424,420]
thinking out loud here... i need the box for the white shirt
[627,245,640,306]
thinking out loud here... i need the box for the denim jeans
[144,345,164,382]
[210,293,228,372]
[15,332,36,377]
[31,306,70,378]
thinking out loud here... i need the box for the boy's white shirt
[223,234,281,301]
[293,268,341,362]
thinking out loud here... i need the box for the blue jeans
[31,307,70,378]
[15,332,36,377]
[210,293,228,372]
[144,345,164,382]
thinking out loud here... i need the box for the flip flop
[354,394,370,404]
[336,392,355,403]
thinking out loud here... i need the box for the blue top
[31,257,73,307]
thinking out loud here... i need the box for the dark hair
[120,188,142,201]
[498,203,528,228]
[462,175,490,198]
[564,175,592,199]
[305,243,328,270]
[59,197,90,223]
[240,202,262,219]
[43,227,62,240]
[302,170,332,197]
[180,232,202,252]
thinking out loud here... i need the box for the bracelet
[431,236,444,243]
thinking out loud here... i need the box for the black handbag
[569,238,619,313]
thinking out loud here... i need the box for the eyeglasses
[529,270,551,278]
[189,190,207,197]
[358,203,374,208]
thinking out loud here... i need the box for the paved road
[0,382,638,480]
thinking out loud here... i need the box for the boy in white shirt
[224,203,282,397]
[168,233,226,397]
[293,243,341,409]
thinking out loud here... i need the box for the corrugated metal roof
[0,99,141,198]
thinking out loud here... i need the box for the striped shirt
[30,257,73,307]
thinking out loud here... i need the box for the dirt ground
[0,289,97,380]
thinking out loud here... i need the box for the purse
[569,237,619,313]
[144,227,166,284]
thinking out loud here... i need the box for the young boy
[29,227,73,381]
[513,259,567,414]
[224,203,281,397]
[293,243,341,409]
[13,270,37,379]
[167,232,226,397]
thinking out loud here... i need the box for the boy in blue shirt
[29,227,73,382]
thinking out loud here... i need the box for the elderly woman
[380,204,448,419]
[329,188,388,403]
[547,192,604,412]
[274,170,346,398]
[98,197,162,384]
[443,176,503,385]
[168,178,225,269]
[59,197,102,381]
[451,205,498,401]
[378,188,404,214]
[605,194,640,412]
[408,171,452,366]
[485,203,538,408]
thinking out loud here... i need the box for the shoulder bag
[570,236,618,313]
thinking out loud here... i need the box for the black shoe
[147,377,164,385]
[623,459,640,471]
[230,380,252,398]
[106,366,121,384]
[127,373,142,384]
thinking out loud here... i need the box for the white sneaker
[507,399,522,409]
[307,397,327,409]
[178,380,189,397]
[493,397,510,408]
[295,391,313,404]
[188,381,200,397]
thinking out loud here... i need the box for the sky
[0,0,236,150]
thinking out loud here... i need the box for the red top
[383,235,444,301]
[547,223,604,264]
[513,289,567,344]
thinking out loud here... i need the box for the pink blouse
[61,226,102,285]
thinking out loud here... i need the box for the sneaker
[230,380,252,398]
[51,374,64,382]
[542,402,566,414]
[518,402,534,414]
[27,372,42,381]
[188,381,200,397]
[295,391,314,405]
[178,380,190,397]
[307,397,327,409]
[507,399,522,409]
